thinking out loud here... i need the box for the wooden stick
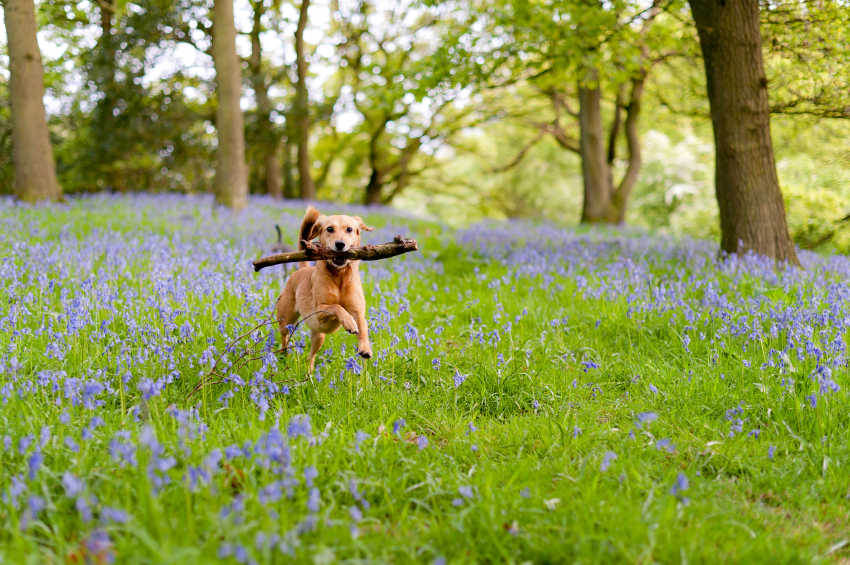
[252,235,418,272]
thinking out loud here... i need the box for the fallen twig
[252,235,418,272]
[187,311,327,400]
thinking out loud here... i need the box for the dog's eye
[326,226,334,233]
[346,227,353,233]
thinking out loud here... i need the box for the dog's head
[309,212,374,269]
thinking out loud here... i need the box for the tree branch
[253,236,418,271]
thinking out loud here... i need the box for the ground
[1,194,848,564]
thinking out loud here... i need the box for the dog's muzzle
[329,257,349,268]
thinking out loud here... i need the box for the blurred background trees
[1,0,849,255]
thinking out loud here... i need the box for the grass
[1,193,849,564]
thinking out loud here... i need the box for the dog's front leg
[316,304,359,335]
[347,308,372,359]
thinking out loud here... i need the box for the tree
[336,0,481,205]
[3,0,62,202]
[294,0,315,200]
[247,0,282,199]
[688,0,798,263]
[212,0,249,209]
[453,0,667,225]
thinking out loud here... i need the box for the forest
[3,0,850,257]
[6,2,850,562]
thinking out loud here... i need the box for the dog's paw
[344,320,359,335]
[357,347,372,359]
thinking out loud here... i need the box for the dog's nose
[335,241,345,251]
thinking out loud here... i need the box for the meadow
[1,194,849,564]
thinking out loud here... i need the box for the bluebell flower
[453,371,466,388]
[635,412,658,426]
[670,472,689,496]
[345,357,362,375]
[393,419,406,434]
[101,507,129,524]
[307,487,321,513]
[304,466,318,488]
[600,451,617,472]
[349,505,363,522]
[417,435,429,450]
[655,438,674,452]
[63,472,85,498]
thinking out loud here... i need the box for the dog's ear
[353,216,374,232]
[308,215,326,240]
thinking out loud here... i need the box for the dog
[275,206,374,372]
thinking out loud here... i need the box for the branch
[253,236,418,271]
[491,130,546,174]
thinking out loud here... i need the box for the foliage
[4,195,850,561]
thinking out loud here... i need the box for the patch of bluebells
[4,194,850,552]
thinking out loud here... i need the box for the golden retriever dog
[275,206,374,372]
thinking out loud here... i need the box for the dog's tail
[298,206,321,269]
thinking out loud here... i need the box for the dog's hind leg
[275,286,300,354]
[307,331,326,373]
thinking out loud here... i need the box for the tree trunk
[578,79,615,224]
[363,121,386,205]
[283,136,296,199]
[689,0,798,264]
[294,0,315,200]
[611,73,646,223]
[383,137,420,204]
[96,0,124,192]
[364,168,383,205]
[249,0,281,199]
[212,0,248,210]
[3,0,61,202]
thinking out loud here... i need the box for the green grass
[0,195,848,564]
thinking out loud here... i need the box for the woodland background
[1,0,849,251]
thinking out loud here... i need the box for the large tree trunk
[3,0,61,202]
[249,0,281,199]
[212,0,248,210]
[294,0,315,200]
[689,0,798,264]
[578,80,615,224]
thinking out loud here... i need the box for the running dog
[275,206,374,372]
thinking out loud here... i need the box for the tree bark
[689,0,798,264]
[212,0,248,210]
[294,0,315,200]
[578,78,614,224]
[249,0,282,199]
[3,0,61,202]
[611,73,646,223]
[575,70,645,225]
